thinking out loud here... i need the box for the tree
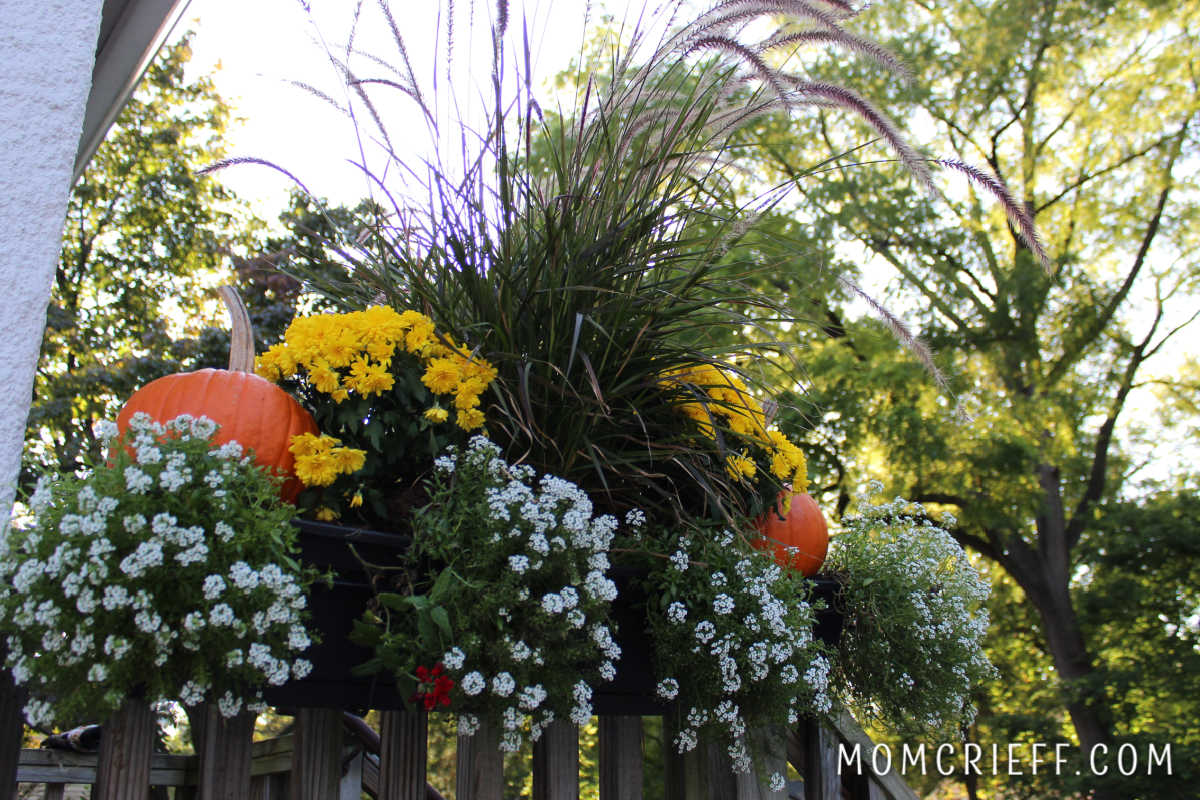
[24,37,355,491]
[746,0,1199,796]
[25,34,255,486]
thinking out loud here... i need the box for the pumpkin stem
[217,285,255,373]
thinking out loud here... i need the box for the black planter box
[264,520,843,714]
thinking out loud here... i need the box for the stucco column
[0,1,105,516]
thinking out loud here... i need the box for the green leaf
[430,606,452,640]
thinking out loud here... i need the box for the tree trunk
[1004,526,1115,800]
[1031,582,1112,750]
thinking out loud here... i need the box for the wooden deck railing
[10,707,918,800]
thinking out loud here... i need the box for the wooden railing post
[94,697,155,800]
[532,719,578,800]
[663,716,738,800]
[734,726,787,800]
[0,653,22,800]
[599,716,642,800]
[456,715,502,800]
[788,719,841,800]
[378,709,427,800]
[194,703,256,800]
[291,708,343,800]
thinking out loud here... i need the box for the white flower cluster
[650,531,828,776]
[0,413,313,725]
[414,437,632,753]
[830,486,994,730]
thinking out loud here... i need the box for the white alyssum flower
[669,549,689,571]
[461,671,486,696]
[217,691,243,718]
[443,647,466,671]
[517,684,547,711]
[202,575,226,600]
[491,672,516,697]
[656,678,679,700]
[541,593,565,615]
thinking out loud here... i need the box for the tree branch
[1064,305,1162,548]
[1043,119,1189,388]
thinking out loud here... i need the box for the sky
[175,0,651,216]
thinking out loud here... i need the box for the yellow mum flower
[333,446,367,473]
[456,407,486,430]
[422,358,461,394]
[294,453,340,487]
[424,407,450,424]
[308,360,341,395]
[315,507,340,522]
[454,389,481,411]
[347,357,395,396]
[288,432,329,458]
[726,452,757,480]
[349,492,364,508]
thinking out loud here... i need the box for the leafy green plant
[262,0,1037,527]
[256,305,498,527]
[0,414,319,726]
[827,484,995,736]
[351,437,628,753]
[639,521,829,790]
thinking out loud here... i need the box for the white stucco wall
[0,1,105,513]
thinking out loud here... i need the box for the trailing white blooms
[0,412,316,725]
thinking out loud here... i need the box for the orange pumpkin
[753,491,828,576]
[116,287,318,503]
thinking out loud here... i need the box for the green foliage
[637,521,827,784]
[27,35,254,486]
[827,487,994,738]
[1074,493,1200,797]
[280,0,950,528]
[738,0,1200,792]
[351,437,624,753]
[0,414,318,727]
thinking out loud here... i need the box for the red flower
[411,662,455,711]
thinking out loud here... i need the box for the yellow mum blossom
[726,452,757,480]
[457,407,486,431]
[315,507,340,522]
[396,309,430,329]
[422,358,461,394]
[322,330,361,369]
[308,360,341,395]
[349,492,364,508]
[290,434,366,487]
[404,319,437,354]
[294,454,340,487]
[424,407,450,424]
[453,389,481,411]
[347,356,395,396]
[255,343,296,381]
[289,432,327,458]
[333,446,367,473]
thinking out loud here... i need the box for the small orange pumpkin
[753,491,828,576]
[116,286,318,503]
